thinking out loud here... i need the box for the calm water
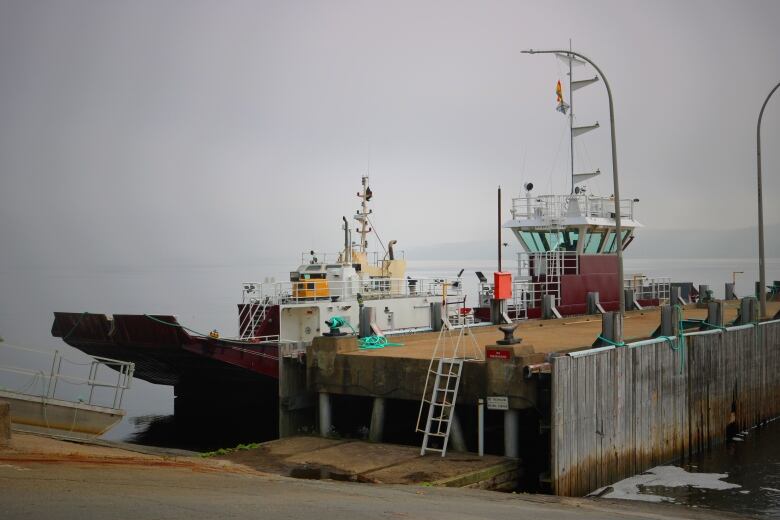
[596,419,780,518]
[0,256,778,516]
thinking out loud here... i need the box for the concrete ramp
[216,436,519,490]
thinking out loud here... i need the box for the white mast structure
[558,41,602,194]
[355,175,373,254]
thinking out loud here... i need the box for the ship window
[563,230,579,252]
[305,265,321,272]
[583,232,603,253]
[604,232,617,253]
[326,264,340,269]
[619,230,631,250]
[544,232,564,251]
[520,231,543,252]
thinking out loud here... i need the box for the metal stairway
[416,318,483,457]
[418,357,464,456]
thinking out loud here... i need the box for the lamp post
[522,48,625,340]
[757,81,780,319]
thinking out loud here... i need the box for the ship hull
[51,312,281,386]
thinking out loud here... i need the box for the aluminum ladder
[419,357,464,457]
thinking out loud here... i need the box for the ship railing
[299,250,406,266]
[242,277,463,305]
[517,251,579,278]
[510,194,636,221]
[0,342,134,410]
[238,291,272,341]
[624,276,671,304]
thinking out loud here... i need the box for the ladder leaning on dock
[416,319,483,457]
[419,357,464,456]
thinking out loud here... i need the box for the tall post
[568,39,575,194]
[757,81,780,319]
[522,48,625,340]
[498,185,502,272]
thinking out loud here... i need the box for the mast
[356,175,372,253]
[568,39,575,194]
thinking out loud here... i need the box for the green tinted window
[584,232,602,253]
[564,230,579,251]
[603,232,617,253]
[544,232,564,251]
[520,231,539,252]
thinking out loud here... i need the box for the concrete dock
[278,299,780,496]
[217,436,519,489]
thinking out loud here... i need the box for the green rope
[700,321,727,331]
[327,316,356,333]
[358,335,404,350]
[596,335,625,347]
[672,304,685,374]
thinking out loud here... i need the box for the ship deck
[345,301,780,360]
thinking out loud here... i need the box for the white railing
[510,194,636,222]
[517,251,579,278]
[299,250,406,266]
[625,276,671,304]
[0,343,134,410]
[241,277,463,306]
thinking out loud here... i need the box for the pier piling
[725,282,737,300]
[368,397,385,442]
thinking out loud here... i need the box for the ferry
[51,177,466,386]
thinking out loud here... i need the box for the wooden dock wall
[550,320,780,496]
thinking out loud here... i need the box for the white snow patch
[590,466,740,503]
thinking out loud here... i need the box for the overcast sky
[1,0,779,269]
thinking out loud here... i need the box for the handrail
[510,194,635,221]
[241,277,464,306]
[0,342,134,410]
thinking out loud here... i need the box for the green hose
[358,335,404,350]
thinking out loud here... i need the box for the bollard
[623,288,635,312]
[587,292,602,315]
[359,306,376,338]
[430,302,443,331]
[670,285,682,306]
[725,283,737,301]
[659,305,682,337]
[706,301,724,328]
[737,297,758,325]
[598,312,623,346]
[542,295,555,319]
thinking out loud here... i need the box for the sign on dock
[486,396,509,410]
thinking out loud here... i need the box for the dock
[279,298,780,496]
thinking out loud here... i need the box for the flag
[555,79,569,114]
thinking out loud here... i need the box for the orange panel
[494,271,512,300]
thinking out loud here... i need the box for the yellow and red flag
[556,80,563,104]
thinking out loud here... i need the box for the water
[1,256,779,516]
[595,419,780,518]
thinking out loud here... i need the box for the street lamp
[522,48,625,341]
[757,81,780,319]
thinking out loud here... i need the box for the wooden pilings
[550,321,780,497]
